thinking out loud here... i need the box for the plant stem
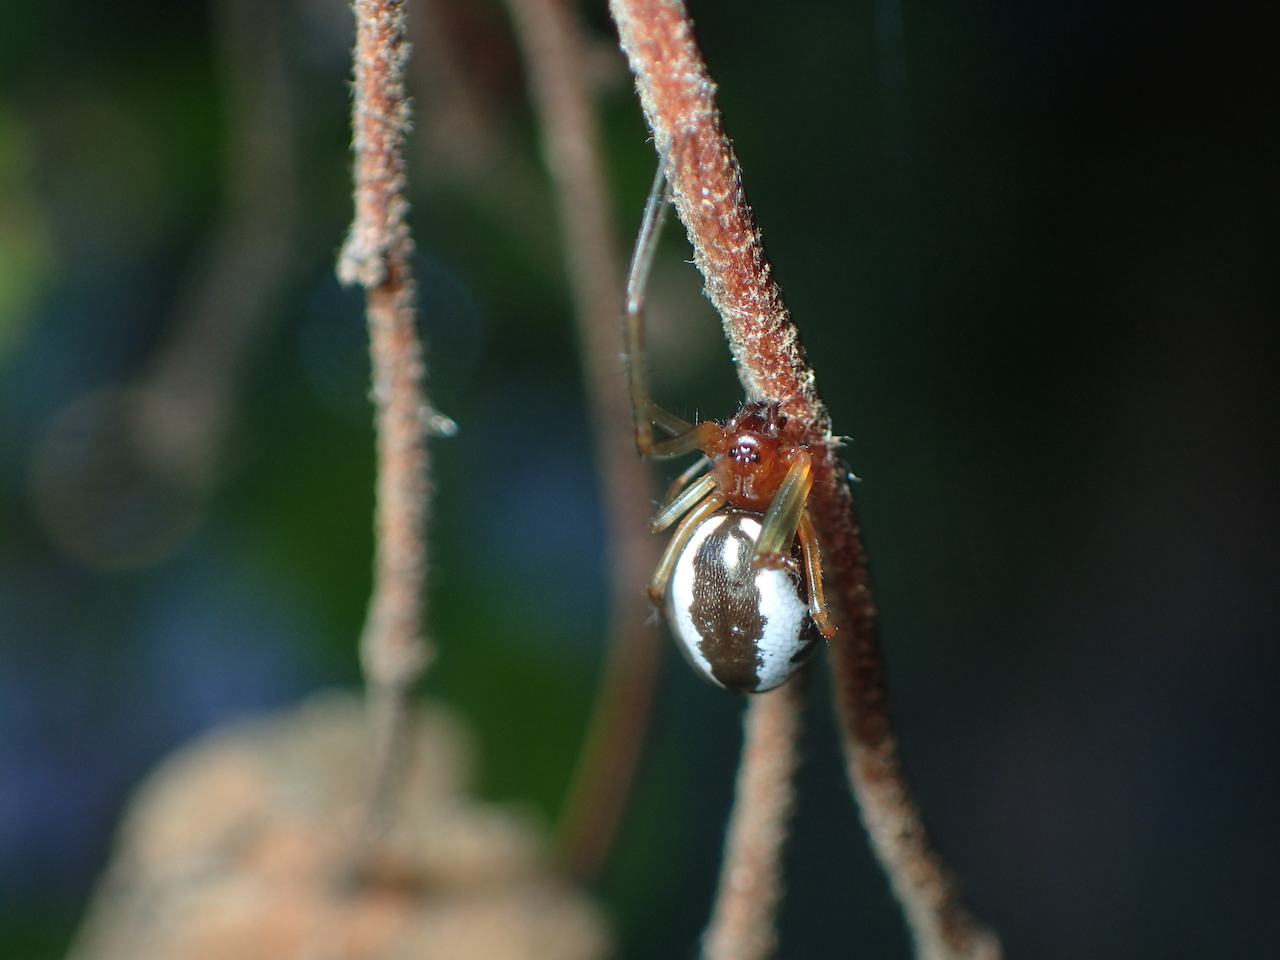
[607,1,1000,956]
[701,681,804,960]
[339,0,433,837]
[502,0,666,883]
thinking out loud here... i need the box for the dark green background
[1,0,1276,957]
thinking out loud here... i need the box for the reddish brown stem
[608,1,1000,957]
[609,0,822,420]
[340,0,433,833]
[701,681,803,960]
[502,0,666,883]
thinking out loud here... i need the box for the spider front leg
[650,473,718,532]
[750,449,834,637]
[752,450,814,565]
[660,456,711,511]
[646,492,727,605]
[622,156,718,460]
[797,509,835,638]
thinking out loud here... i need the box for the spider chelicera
[623,158,836,694]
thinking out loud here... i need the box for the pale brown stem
[701,681,803,960]
[608,1,1000,957]
[339,0,433,835]
[502,0,666,883]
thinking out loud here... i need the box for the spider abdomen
[664,511,820,693]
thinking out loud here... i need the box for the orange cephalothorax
[708,401,801,512]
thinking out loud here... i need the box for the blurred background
[1,0,1276,957]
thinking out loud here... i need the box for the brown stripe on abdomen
[688,520,766,692]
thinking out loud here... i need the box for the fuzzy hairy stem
[607,1,1000,957]
[502,0,666,883]
[340,0,433,834]
[701,681,803,960]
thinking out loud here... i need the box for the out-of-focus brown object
[498,0,665,883]
[66,692,610,960]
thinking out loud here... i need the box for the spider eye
[730,437,760,465]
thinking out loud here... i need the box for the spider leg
[797,508,836,638]
[751,450,814,567]
[647,492,726,605]
[651,473,718,532]
[624,154,699,456]
[661,456,712,510]
[648,420,724,461]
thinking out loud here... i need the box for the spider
[623,159,836,694]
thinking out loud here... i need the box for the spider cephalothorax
[706,401,810,512]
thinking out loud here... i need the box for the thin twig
[607,2,1000,957]
[701,680,804,960]
[501,0,666,883]
[339,0,434,840]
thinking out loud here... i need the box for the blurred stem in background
[141,0,297,482]
[499,0,666,885]
[29,0,297,570]
[700,680,804,960]
[408,0,561,274]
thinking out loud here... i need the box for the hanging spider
[623,159,836,694]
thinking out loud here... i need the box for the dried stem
[339,0,433,836]
[607,1,1000,957]
[501,0,666,883]
[701,680,803,960]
